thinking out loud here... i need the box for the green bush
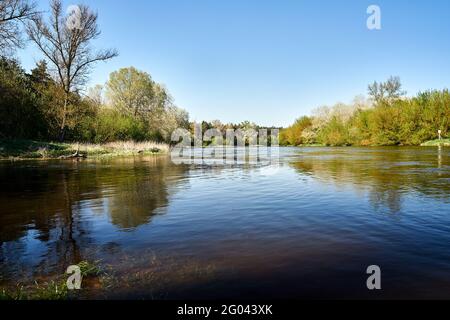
[90,109,150,143]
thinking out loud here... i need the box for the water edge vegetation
[1,1,449,160]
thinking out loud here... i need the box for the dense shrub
[89,109,150,143]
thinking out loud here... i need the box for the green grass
[78,260,103,277]
[0,140,69,158]
[0,260,105,300]
[0,139,169,160]
[297,143,327,147]
[421,139,450,147]
[279,143,326,147]
[0,279,69,301]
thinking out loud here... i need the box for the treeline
[0,59,189,143]
[280,77,449,146]
[0,0,189,143]
[2,1,448,147]
[192,120,277,133]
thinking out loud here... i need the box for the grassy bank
[297,143,327,147]
[0,256,217,300]
[0,261,104,300]
[421,139,450,147]
[0,140,169,160]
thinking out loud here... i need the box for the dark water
[1,147,450,299]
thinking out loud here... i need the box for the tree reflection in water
[289,147,450,215]
[0,156,190,281]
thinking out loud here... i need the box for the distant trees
[280,116,312,146]
[0,0,36,54]
[280,99,372,147]
[27,0,118,140]
[280,77,449,147]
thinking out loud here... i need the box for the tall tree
[0,0,36,54]
[105,67,155,117]
[105,66,190,142]
[27,0,117,140]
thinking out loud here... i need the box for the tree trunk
[59,92,69,142]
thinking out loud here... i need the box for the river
[1,147,449,299]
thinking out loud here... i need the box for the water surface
[1,147,449,299]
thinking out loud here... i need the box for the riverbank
[286,139,450,148]
[0,140,169,160]
[421,139,450,147]
[0,261,105,300]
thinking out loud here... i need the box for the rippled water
[1,147,449,299]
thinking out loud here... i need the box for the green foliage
[0,139,168,159]
[106,67,156,117]
[0,139,68,158]
[370,103,402,145]
[362,90,449,146]
[280,116,312,146]
[0,58,189,144]
[104,67,190,142]
[413,90,450,141]
[421,139,450,147]
[0,280,68,300]
[282,79,449,147]
[1,61,448,148]
[78,260,103,277]
[0,286,27,300]
[0,57,47,139]
[0,260,104,300]
[89,109,151,143]
[318,116,351,146]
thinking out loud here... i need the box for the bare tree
[383,76,406,99]
[368,76,406,104]
[0,0,36,54]
[27,0,118,140]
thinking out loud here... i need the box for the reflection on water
[0,157,190,281]
[1,147,450,299]
[291,147,450,214]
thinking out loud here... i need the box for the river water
[1,147,449,299]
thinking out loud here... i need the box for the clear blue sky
[18,0,450,127]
